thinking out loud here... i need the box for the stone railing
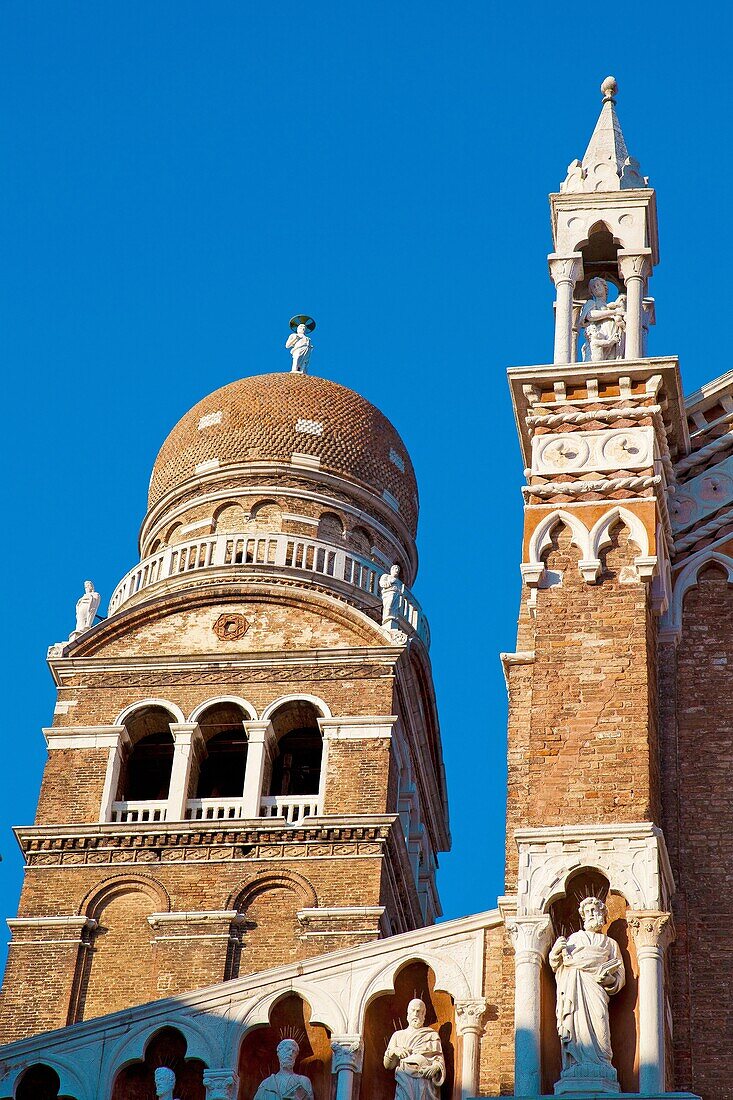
[108,531,430,647]
[259,795,320,824]
[110,799,168,823]
[185,797,248,822]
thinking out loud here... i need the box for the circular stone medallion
[213,613,250,641]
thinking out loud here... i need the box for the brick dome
[149,372,418,532]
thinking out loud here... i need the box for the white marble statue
[253,1039,314,1100]
[379,564,404,626]
[72,580,100,638]
[384,998,446,1100]
[286,324,313,374]
[549,896,625,1090]
[579,278,626,362]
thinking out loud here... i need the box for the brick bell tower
[499,79,700,1098]
[0,319,449,1042]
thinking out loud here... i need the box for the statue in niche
[154,1067,180,1100]
[384,997,446,1100]
[549,896,625,1089]
[253,1039,314,1100]
[71,580,100,638]
[379,564,404,626]
[286,323,313,374]
[579,278,626,362]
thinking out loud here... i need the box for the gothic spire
[560,77,647,193]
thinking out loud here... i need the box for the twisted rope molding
[675,428,733,479]
[522,474,662,499]
[674,506,733,554]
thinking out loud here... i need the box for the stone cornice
[15,815,403,869]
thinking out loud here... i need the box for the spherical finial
[289,314,316,333]
[601,76,618,103]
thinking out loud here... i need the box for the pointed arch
[527,509,591,567]
[662,550,733,638]
[588,506,650,560]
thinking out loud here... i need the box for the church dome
[148,372,419,532]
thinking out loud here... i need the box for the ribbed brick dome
[149,372,418,532]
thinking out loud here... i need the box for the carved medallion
[213,613,250,641]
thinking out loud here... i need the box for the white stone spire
[561,77,647,193]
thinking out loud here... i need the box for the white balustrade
[259,795,320,824]
[108,531,430,646]
[185,797,248,821]
[110,800,168,823]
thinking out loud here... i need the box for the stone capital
[548,252,584,287]
[618,247,652,283]
[455,997,489,1037]
[169,722,205,749]
[202,1068,240,1100]
[330,1036,364,1074]
[506,914,553,963]
[627,909,675,953]
[243,719,276,748]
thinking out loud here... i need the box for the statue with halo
[253,1038,314,1100]
[384,998,446,1100]
[286,315,315,374]
[549,895,625,1093]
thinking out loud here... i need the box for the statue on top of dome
[286,315,316,373]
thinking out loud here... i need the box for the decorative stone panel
[531,426,655,477]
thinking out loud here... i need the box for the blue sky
[1,1,731,969]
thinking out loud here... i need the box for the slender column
[455,998,488,1099]
[627,910,675,1095]
[548,253,583,364]
[242,720,276,817]
[202,1069,240,1099]
[166,723,205,821]
[331,1037,363,1100]
[618,249,652,359]
[506,915,553,1097]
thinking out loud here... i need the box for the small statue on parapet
[70,580,101,640]
[286,315,316,374]
[253,1038,314,1100]
[384,997,446,1100]
[379,564,404,629]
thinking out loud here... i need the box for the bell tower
[0,326,449,1043]
[501,78,690,1097]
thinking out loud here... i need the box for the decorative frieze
[671,454,733,532]
[531,426,654,476]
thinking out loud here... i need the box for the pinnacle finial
[601,76,617,103]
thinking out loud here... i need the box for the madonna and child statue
[549,895,625,1094]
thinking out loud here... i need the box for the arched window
[195,701,249,799]
[119,706,176,804]
[248,499,282,532]
[350,525,372,556]
[268,701,323,798]
[317,511,345,541]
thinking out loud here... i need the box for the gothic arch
[103,1019,214,1093]
[11,1058,89,1100]
[115,698,185,728]
[356,952,471,1030]
[588,506,649,560]
[662,550,733,637]
[230,984,347,1039]
[532,857,648,914]
[188,695,258,723]
[527,509,591,569]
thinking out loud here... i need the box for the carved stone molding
[670,455,733,533]
[618,248,652,283]
[331,1036,364,1074]
[505,915,553,964]
[212,612,250,641]
[627,910,675,953]
[454,997,489,1036]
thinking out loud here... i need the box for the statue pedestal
[469,1094,700,1100]
[554,1062,620,1095]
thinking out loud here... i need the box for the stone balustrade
[109,795,322,825]
[107,530,430,647]
[110,799,168,823]
[259,794,320,824]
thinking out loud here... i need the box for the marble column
[242,720,276,818]
[627,910,675,1095]
[166,723,205,821]
[506,915,553,1097]
[548,253,583,364]
[618,249,652,359]
[455,998,488,1099]
[331,1036,363,1100]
